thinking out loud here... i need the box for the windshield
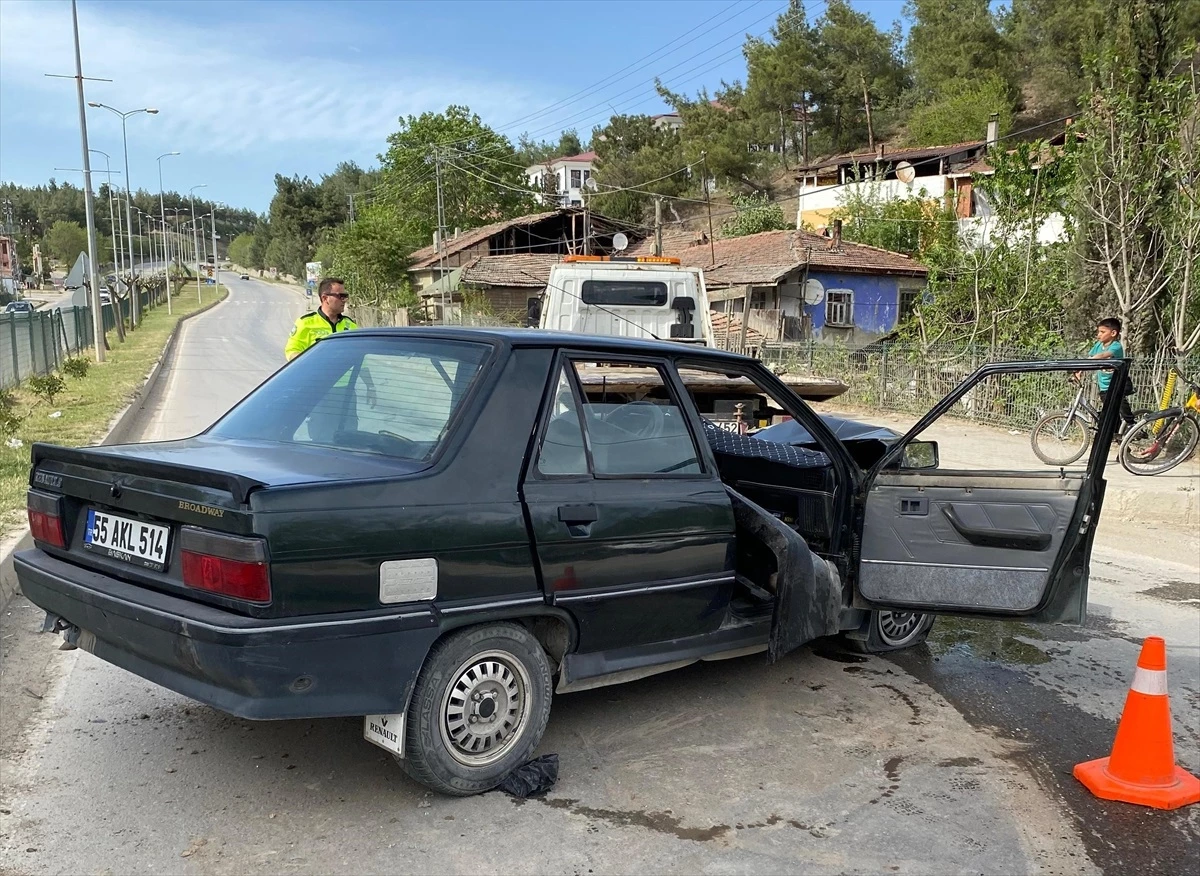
[209,336,491,460]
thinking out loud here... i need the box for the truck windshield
[581,280,668,306]
[209,336,491,460]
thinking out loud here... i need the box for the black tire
[1031,411,1090,465]
[398,623,553,797]
[1118,412,1200,476]
[843,610,935,653]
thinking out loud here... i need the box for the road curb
[0,290,230,612]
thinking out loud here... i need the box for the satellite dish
[612,232,629,252]
[895,161,916,184]
[584,177,598,191]
[803,278,825,306]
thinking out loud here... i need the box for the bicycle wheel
[1118,412,1200,476]
[1031,411,1091,465]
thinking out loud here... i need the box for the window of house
[534,361,702,477]
[825,290,854,327]
[898,287,922,321]
[582,170,592,185]
[570,169,582,188]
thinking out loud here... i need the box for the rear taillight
[180,526,270,603]
[27,490,66,548]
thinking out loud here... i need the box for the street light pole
[68,0,105,362]
[88,101,158,327]
[88,150,122,280]
[156,151,179,315]
[210,208,218,292]
[189,184,206,303]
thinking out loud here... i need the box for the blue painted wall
[798,270,923,338]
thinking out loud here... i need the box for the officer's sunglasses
[323,292,349,300]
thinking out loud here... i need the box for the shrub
[63,356,90,379]
[27,373,66,405]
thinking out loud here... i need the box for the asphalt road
[0,280,1197,874]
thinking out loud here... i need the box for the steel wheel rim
[440,649,531,767]
[1035,414,1088,464]
[877,611,927,647]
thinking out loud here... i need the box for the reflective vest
[284,310,359,361]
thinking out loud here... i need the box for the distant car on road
[240,274,249,280]
[4,300,35,314]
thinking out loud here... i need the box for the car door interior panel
[726,487,841,661]
[859,473,1082,612]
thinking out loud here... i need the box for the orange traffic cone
[1074,636,1200,810]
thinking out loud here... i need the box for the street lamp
[88,150,123,280]
[88,101,158,326]
[189,184,207,302]
[156,151,179,314]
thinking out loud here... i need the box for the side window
[536,366,589,476]
[535,360,703,477]
[574,360,701,476]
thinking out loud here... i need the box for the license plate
[83,509,169,571]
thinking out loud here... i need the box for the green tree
[1005,0,1103,120]
[589,114,688,225]
[227,232,256,268]
[248,219,270,272]
[378,105,535,245]
[906,75,1014,145]
[331,203,419,308]
[43,220,88,264]
[904,0,1019,104]
[817,0,908,150]
[720,192,792,238]
[743,0,826,165]
[656,82,773,191]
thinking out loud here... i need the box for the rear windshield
[581,280,668,307]
[210,336,491,460]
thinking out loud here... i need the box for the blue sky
[0,0,911,214]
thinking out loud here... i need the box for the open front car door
[854,359,1131,624]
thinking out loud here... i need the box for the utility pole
[701,151,715,267]
[67,0,105,362]
[348,192,356,223]
[211,208,218,292]
[433,147,449,322]
[654,197,663,257]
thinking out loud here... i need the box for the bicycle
[1117,374,1200,476]
[1030,377,1121,465]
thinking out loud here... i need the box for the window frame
[570,169,583,188]
[580,279,669,307]
[825,289,854,328]
[527,351,711,482]
[898,286,922,321]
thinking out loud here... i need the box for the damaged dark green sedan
[15,328,1128,795]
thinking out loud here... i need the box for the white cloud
[0,0,538,162]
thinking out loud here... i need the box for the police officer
[285,277,358,360]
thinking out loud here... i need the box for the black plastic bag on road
[495,753,559,798]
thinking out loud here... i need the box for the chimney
[831,218,842,249]
[986,113,999,149]
[876,143,885,160]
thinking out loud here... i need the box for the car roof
[336,326,757,364]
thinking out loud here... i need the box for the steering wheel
[378,430,423,456]
[602,400,666,439]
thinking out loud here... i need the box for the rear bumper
[15,549,439,720]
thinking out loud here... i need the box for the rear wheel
[398,623,553,796]
[1031,411,1090,465]
[1118,413,1200,476]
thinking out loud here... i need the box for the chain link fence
[0,307,95,390]
[759,340,1198,431]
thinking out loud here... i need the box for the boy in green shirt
[1086,317,1134,434]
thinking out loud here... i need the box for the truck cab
[533,255,715,345]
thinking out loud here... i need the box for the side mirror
[895,439,939,471]
[525,296,542,327]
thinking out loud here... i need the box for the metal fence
[0,306,95,390]
[759,340,1199,431]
